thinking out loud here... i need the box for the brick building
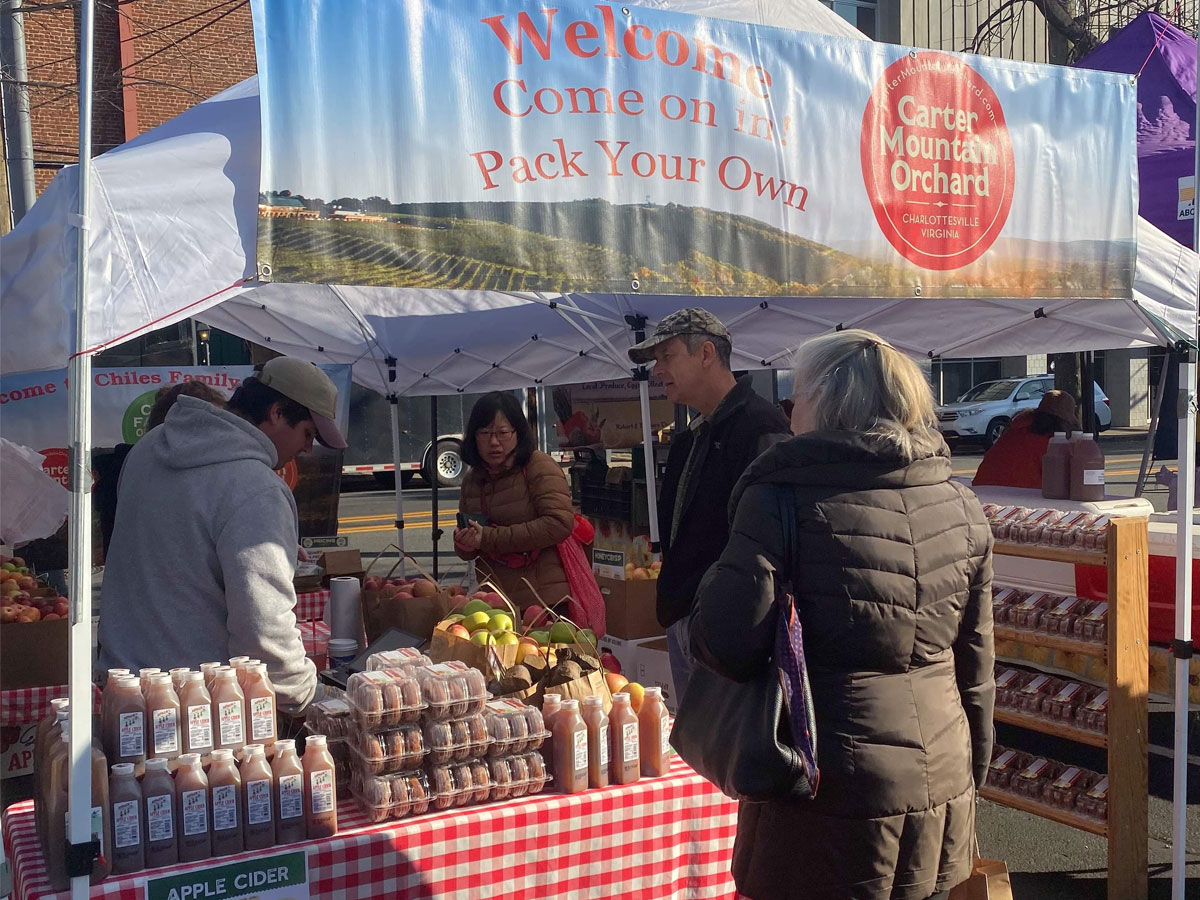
[17,0,255,193]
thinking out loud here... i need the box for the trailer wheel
[425,439,465,488]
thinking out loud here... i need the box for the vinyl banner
[251,0,1138,300]
[0,365,352,567]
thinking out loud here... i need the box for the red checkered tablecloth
[295,589,329,623]
[3,756,738,899]
[0,684,102,728]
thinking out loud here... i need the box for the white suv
[937,376,1111,448]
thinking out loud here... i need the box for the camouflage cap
[627,308,731,364]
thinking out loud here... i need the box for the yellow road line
[340,519,457,535]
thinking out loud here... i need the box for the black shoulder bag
[669,486,820,803]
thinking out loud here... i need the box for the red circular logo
[861,52,1015,270]
[40,448,70,488]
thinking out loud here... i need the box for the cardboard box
[293,562,324,592]
[597,634,659,677]
[318,549,364,587]
[597,575,663,640]
[636,636,678,714]
[1,617,69,689]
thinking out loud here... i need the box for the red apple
[42,613,59,620]
[447,624,470,639]
[600,651,622,675]
[363,575,384,591]
[522,605,551,629]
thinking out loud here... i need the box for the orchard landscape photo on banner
[250,0,1138,300]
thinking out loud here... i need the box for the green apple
[488,612,514,633]
[463,611,492,632]
[549,621,576,645]
[462,599,492,617]
[494,631,520,646]
[470,630,497,646]
[443,613,465,624]
[578,628,597,648]
[529,630,550,646]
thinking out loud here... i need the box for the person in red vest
[972,390,1080,489]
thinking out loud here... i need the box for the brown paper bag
[948,857,1013,900]
[428,622,519,683]
[543,668,614,714]
[359,546,457,643]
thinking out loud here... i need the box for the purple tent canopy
[1077,11,1196,248]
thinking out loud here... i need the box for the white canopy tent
[0,0,1194,896]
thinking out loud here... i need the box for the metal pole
[637,378,661,549]
[1172,23,1200,892]
[1170,351,1195,900]
[430,395,440,580]
[388,394,406,576]
[1136,355,1170,497]
[0,0,36,225]
[67,3,96,897]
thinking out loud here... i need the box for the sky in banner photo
[250,0,1138,297]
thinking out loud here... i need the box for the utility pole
[0,0,36,226]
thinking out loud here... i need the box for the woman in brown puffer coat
[454,392,574,611]
[692,330,995,900]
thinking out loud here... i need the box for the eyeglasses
[478,428,516,442]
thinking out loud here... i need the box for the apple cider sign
[861,52,1015,270]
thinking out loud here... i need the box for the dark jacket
[692,432,995,900]
[656,376,790,627]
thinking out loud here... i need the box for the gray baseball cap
[627,308,730,364]
[258,357,348,450]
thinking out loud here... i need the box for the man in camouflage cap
[628,309,790,699]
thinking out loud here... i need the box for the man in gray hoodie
[97,357,348,716]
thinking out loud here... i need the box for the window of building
[823,0,876,39]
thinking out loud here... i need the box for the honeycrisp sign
[250,0,1137,300]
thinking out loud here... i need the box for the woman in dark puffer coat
[692,329,995,900]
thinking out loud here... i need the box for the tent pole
[1136,354,1170,496]
[67,2,96,898]
[388,393,406,576]
[1170,351,1195,900]
[430,395,440,580]
[637,377,661,551]
[626,314,662,551]
[1173,26,1200,892]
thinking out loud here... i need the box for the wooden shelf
[980,786,1107,837]
[993,541,1106,567]
[993,709,1107,748]
[994,626,1107,659]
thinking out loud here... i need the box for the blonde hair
[791,329,944,462]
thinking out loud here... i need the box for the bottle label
[119,711,144,758]
[219,700,244,745]
[113,799,141,848]
[310,769,334,814]
[622,721,638,764]
[213,784,238,831]
[247,778,273,825]
[147,792,174,842]
[661,715,671,756]
[573,729,588,773]
[599,725,609,766]
[279,773,303,820]
[153,707,179,754]
[250,696,275,741]
[1083,469,1105,486]
[182,789,208,836]
[188,704,213,750]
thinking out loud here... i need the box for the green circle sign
[122,388,161,444]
